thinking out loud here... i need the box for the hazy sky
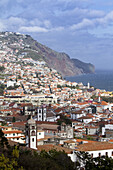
[1,0,113,69]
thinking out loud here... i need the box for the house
[86,105,96,114]
[85,126,99,135]
[76,142,113,158]
[46,111,57,122]
[63,140,77,149]
[70,110,86,120]
[57,123,74,139]
[18,103,35,115]
[78,116,93,124]
[1,126,25,144]
[102,124,113,137]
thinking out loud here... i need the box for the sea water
[65,70,113,92]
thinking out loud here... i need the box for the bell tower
[25,117,37,150]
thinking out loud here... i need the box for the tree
[75,151,113,170]
[0,154,17,170]
[57,114,72,125]
[0,129,9,148]
[12,117,16,123]
[0,66,5,72]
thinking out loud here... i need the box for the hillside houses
[0,32,113,161]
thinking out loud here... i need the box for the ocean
[65,70,113,92]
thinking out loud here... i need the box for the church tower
[37,105,47,121]
[25,117,37,150]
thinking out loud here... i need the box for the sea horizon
[65,69,113,92]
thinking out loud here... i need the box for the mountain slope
[0,32,95,77]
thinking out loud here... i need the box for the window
[5,134,7,136]
[32,138,34,142]
[13,133,15,136]
[31,131,35,136]
[39,133,41,135]
[39,109,41,113]
[32,126,35,129]
[17,138,19,140]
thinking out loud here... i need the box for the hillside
[0,32,95,77]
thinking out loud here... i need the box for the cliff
[0,32,95,77]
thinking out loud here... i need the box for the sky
[0,0,113,69]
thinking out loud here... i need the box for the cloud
[55,7,105,18]
[71,11,113,30]
[71,18,94,30]
[7,17,26,26]
[0,21,6,31]
[19,25,64,33]
[19,26,49,33]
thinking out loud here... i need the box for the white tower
[98,93,101,103]
[87,82,90,89]
[37,105,46,121]
[25,117,37,150]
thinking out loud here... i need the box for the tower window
[39,109,41,113]
[32,138,34,142]
[31,130,35,136]
[32,126,35,129]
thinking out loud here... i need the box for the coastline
[65,70,113,92]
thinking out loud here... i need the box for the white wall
[37,131,44,139]
[88,149,113,158]
[102,124,113,136]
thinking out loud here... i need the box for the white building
[77,142,113,158]
[1,126,25,144]
[102,124,113,136]
[7,80,16,87]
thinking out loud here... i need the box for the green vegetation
[12,117,16,122]
[57,114,72,125]
[57,84,79,89]
[57,84,62,89]
[101,96,113,103]
[0,129,75,170]
[0,66,5,72]
[17,49,42,61]
[0,83,5,95]
[1,129,113,169]
[76,151,113,170]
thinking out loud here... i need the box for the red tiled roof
[37,144,73,154]
[77,142,113,151]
